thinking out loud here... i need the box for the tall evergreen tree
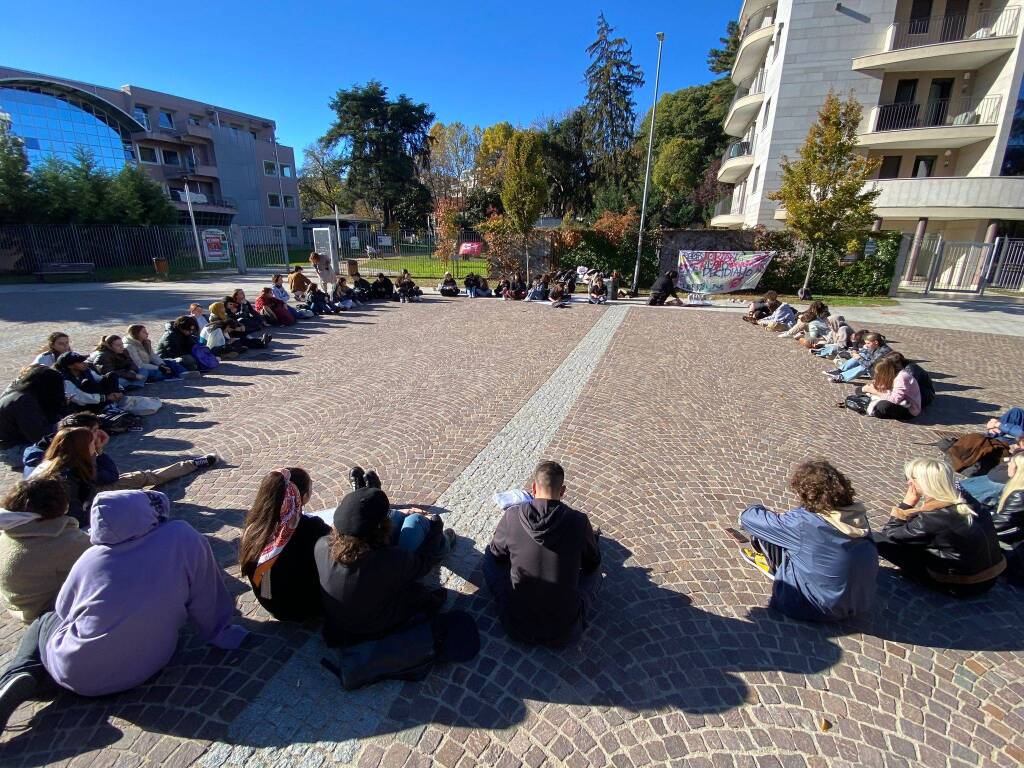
[0,119,37,224]
[584,13,644,188]
[707,21,741,75]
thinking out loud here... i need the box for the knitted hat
[333,487,390,537]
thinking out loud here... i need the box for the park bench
[34,261,96,282]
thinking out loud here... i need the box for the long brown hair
[872,357,901,393]
[42,428,96,484]
[238,468,312,578]
[126,324,153,354]
[38,332,69,354]
[328,518,391,565]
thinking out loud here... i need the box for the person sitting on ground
[589,276,609,305]
[157,316,202,372]
[255,287,296,327]
[370,273,396,301]
[475,275,493,298]
[757,300,798,331]
[396,275,422,303]
[549,283,570,308]
[504,272,528,301]
[218,301,272,348]
[306,284,343,314]
[743,291,780,324]
[270,274,291,304]
[780,301,829,340]
[739,460,878,622]
[483,460,601,646]
[985,407,1024,443]
[24,413,117,485]
[200,310,246,359]
[648,270,683,306]
[524,275,546,302]
[856,356,922,421]
[464,273,480,298]
[125,325,193,381]
[824,332,891,383]
[438,272,460,298]
[187,303,208,330]
[32,333,71,368]
[0,477,89,625]
[811,316,854,357]
[309,252,337,291]
[55,352,133,416]
[28,427,97,528]
[494,276,511,298]
[333,277,359,310]
[0,367,67,469]
[229,290,266,335]
[315,485,455,646]
[88,336,148,389]
[351,272,373,303]
[883,352,935,410]
[874,458,1005,597]
[239,468,329,622]
[288,266,313,301]
[0,489,247,730]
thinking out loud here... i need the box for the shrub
[757,230,900,296]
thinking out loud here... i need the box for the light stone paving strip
[197,304,631,768]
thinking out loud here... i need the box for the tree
[707,21,741,75]
[0,119,37,224]
[474,121,515,192]
[769,92,881,294]
[108,164,176,225]
[538,109,594,219]
[297,140,355,218]
[584,13,645,188]
[422,122,480,202]
[500,131,548,279]
[321,80,434,227]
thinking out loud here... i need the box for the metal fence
[895,233,997,295]
[989,238,1024,292]
[310,226,486,280]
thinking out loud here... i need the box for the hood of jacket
[517,498,569,545]
[89,489,170,546]
[0,508,80,538]
[818,501,871,538]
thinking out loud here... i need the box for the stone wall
[656,229,758,275]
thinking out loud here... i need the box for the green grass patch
[728,291,898,307]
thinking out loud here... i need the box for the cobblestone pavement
[0,285,1022,768]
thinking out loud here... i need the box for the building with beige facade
[0,66,302,244]
[711,0,1024,246]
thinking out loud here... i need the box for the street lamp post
[632,31,666,295]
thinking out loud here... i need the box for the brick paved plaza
[0,281,1022,768]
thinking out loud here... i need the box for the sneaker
[349,466,366,491]
[0,672,37,731]
[364,469,382,489]
[192,454,218,469]
[826,373,844,383]
[822,369,841,378]
[739,547,775,579]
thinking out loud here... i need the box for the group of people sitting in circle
[742,291,935,422]
[0,459,601,726]
[452,269,621,307]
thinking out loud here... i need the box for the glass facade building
[1001,76,1024,177]
[0,83,137,171]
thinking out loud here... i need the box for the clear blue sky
[2,1,735,156]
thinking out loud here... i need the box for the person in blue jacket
[739,460,878,622]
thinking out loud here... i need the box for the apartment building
[0,65,302,243]
[711,0,1024,245]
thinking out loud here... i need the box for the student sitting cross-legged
[0,490,247,731]
[739,460,878,622]
[483,460,602,646]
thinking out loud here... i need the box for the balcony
[724,69,766,136]
[859,95,1002,149]
[869,176,1024,220]
[853,8,1020,72]
[163,161,219,179]
[718,141,755,183]
[167,190,237,210]
[710,195,746,229]
[175,122,213,142]
[732,6,777,84]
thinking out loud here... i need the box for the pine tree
[707,21,741,75]
[0,118,37,224]
[584,13,645,188]
[501,131,548,280]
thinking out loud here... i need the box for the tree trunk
[799,246,815,299]
[524,233,530,285]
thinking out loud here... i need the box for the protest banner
[677,251,776,294]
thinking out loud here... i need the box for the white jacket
[124,337,164,370]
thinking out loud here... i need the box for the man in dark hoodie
[483,461,602,647]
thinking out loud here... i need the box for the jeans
[388,510,448,557]
[118,377,145,390]
[163,359,187,378]
[169,354,198,372]
[140,367,164,382]
[815,344,839,357]
[0,610,60,695]
[838,358,867,382]
[959,474,1005,505]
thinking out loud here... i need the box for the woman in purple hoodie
[0,489,247,729]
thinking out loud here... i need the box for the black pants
[0,611,59,696]
[872,400,915,421]
[750,537,786,573]
[648,293,668,306]
[875,541,997,597]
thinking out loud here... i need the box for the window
[283,195,295,208]
[133,105,150,130]
[1001,75,1024,175]
[158,110,174,130]
[912,155,936,178]
[138,145,158,163]
[879,156,902,178]
[249,130,258,140]
[264,160,277,176]
[281,164,292,178]
[188,114,202,126]
[230,123,242,133]
[751,166,760,192]
[760,99,771,133]
[162,148,181,166]
[773,23,784,61]
[268,193,281,207]
[287,226,298,238]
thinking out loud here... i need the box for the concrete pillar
[984,220,999,244]
[871,218,883,233]
[905,217,929,281]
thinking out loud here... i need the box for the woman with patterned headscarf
[238,468,329,621]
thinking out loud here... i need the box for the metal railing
[990,238,1024,291]
[871,95,1002,132]
[741,4,777,38]
[165,190,237,209]
[890,7,1020,50]
[723,140,753,163]
[731,70,767,107]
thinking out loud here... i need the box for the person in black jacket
[984,453,1024,583]
[156,317,201,372]
[315,487,453,646]
[351,272,373,303]
[370,274,396,301]
[884,352,936,409]
[483,461,602,646]
[239,468,329,622]
[648,270,682,306]
[874,458,1005,597]
[0,367,66,467]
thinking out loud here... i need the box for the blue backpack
[191,343,219,371]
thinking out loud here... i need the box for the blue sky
[2,1,735,157]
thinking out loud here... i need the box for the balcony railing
[166,190,237,209]
[871,95,1002,132]
[889,7,1020,51]
[732,69,767,105]
[723,140,753,163]
[741,4,777,39]
[713,196,734,218]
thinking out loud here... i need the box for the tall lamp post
[632,31,665,295]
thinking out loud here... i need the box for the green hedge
[562,231,659,286]
[758,231,900,296]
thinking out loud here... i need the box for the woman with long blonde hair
[875,458,1005,597]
